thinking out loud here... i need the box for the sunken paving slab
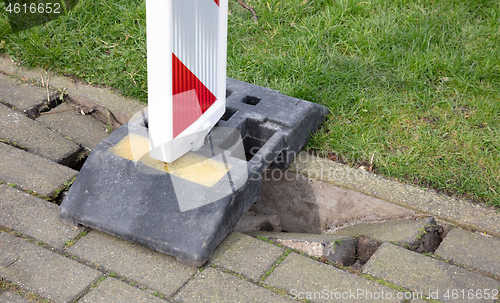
[0,103,81,165]
[435,228,500,277]
[247,231,356,266]
[0,73,54,116]
[0,292,32,303]
[0,185,83,248]
[264,253,402,303]
[36,103,110,150]
[66,230,197,297]
[0,232,102,303]
[288,151,500,239]
[0,143,78,198]
[363,243,500,302]
[175,267,294,303]
[332,217,442,252]
[209,232,284,281]
[254,170,413,233]
[79,277,165,303]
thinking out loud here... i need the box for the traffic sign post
[146,0,228,163]
[60,0,329,267]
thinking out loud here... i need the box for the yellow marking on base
[109,134,230,187]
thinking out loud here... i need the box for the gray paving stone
[0,103,81,165]
[0,143,78,198]
[0,56,49,84]
[0,292,32,303]
[435,228,500,277]
[66,230,196,297]
[209,232,284,281]
[67,85,145,125]
[0,232,102,303]
[363,243,500,302]
[0,56,145,127]
[332,217,442,252]
[0,184,83,248]
[264,252,402,302]
[36,103,109,150]
[0,73,53,116]
[79,277,165,303]
[175,267,293,302]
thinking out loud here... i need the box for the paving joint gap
[71,274,107,303]
[166,267,200,301]
[0,138,28,151]
[63,228,90,249]
[259,248,292,282]
[0,278,53,303]
[202,265,294,302]
[357,271,433,302]
[429,252,500,282]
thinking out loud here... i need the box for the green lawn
[1,0,499,207]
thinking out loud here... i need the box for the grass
[0,0,499,207]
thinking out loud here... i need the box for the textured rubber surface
[60,78,328,267]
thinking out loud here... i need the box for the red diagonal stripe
[213,0,219,6]
[172,53,217,138]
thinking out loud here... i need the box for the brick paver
[209,232,285,281]
[175,267,294,302]
[79,277,165,303]
[0,142,78,198]
[363,243,500,302]
[0,73,54,116]
[264,252,401,302]
[66,230,196,297]
[0,232,102,303]
[0,102,81,165]
[0,184,83,248]
[37,103,109,150]
[435,228,500,277]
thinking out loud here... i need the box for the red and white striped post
[146,0,228,163]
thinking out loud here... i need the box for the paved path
[0,56,499,302]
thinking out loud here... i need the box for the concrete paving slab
[79,277,165,303]
[0,73,53,116]
[209,232,284,281]
[332,217,442,252]
[363,243,500,302]
[264,252,402,302]
[66,230,196,297]
[435,228,500,277]
[0,185,83,248]
[0,56,49,84]
[287,151,500,238]
[0,292,32,303]
[66,86,145,126]
[0,232,102,303]
[0,103,81,165]
[247,231,356,266]
[255,170,414,233]
[175,267,294,302]
[0,143,78,198]
[36,103,109,150]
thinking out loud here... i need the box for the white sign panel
[146,0,228,163]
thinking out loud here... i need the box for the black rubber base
[60,78,328,266]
